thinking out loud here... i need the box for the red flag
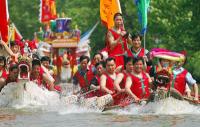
[0,0,9,43]
[39,0,57,23]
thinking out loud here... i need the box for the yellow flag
[100,0,122,29]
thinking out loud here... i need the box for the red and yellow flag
[39,0,57,23]
[0,0,9,42]
[100,0,122,29]
[10,23,23,42]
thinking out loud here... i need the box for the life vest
[111,71,130,105]
[130,72,150,99]
[119,71,129,89]
[0,69,8,79]
[74,69,93,92]
[92,75,103,97]
[106,29,128,55]
[106,29,128,67]
[172,69,188,95]
[30,67,44,87]
[100,72,116,95]
[127,48,145,58]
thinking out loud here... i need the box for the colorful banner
[10,23,23,42]
[100,0,122,29]
[39,0,57,23]
[135,0,150,34]
[0,0,9,43]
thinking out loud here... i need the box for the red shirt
[130,72,150,99]
[0,69,7,79]
[30,67,44,86]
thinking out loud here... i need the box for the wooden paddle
[102,97,148,112]
[183,96,200,105]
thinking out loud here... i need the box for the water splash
[0,82,200,115]
[110,97,200,115]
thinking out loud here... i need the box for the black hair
[0,56,6,67]
[79,55,90,63]
[131,32,142,40]
[10,41,17,47]
[105,57,115,64]
[124,57,133,69]
[41,56,51,63]
[32,59,41,68]
[113,12,123,20]
[93,52,103,60]
[95,61,105,68]
[133,57,144,65]
[32,53,40,60]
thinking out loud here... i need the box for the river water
[0,82,200,127]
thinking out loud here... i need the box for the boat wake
[0,82,200,115]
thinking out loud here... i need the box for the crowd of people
[72,13,199,105]
[0,12,199,106]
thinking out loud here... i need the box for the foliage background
[8,0,200,81]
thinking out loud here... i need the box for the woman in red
[125,57,152,102]
[106,13,131,67]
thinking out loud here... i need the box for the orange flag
[100,0,122,29]
[0,0,9,42]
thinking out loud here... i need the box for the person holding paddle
[89,61,105,97]
[72,55,93,97]
[100,57,116,95]
[172,53,199,102]
[125,57,152,103]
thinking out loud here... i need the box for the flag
[135,0,150,34]
[78,21,99,47]
[0,0,9,43]
[39,0,57,23]
[100,0,122,29]
[10,23,23,42]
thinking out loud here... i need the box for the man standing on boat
[106,13,131,67]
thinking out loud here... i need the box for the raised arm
[0,40,15,56]
[107,31,122,50]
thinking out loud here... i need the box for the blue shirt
[173,67,196,86]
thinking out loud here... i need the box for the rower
[72,55,93,96]
[172,52,199,102]
[100,57,117,95]
[125,57,152,102]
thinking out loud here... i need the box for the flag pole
[143,32,146,53]
[116,0,122,13]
